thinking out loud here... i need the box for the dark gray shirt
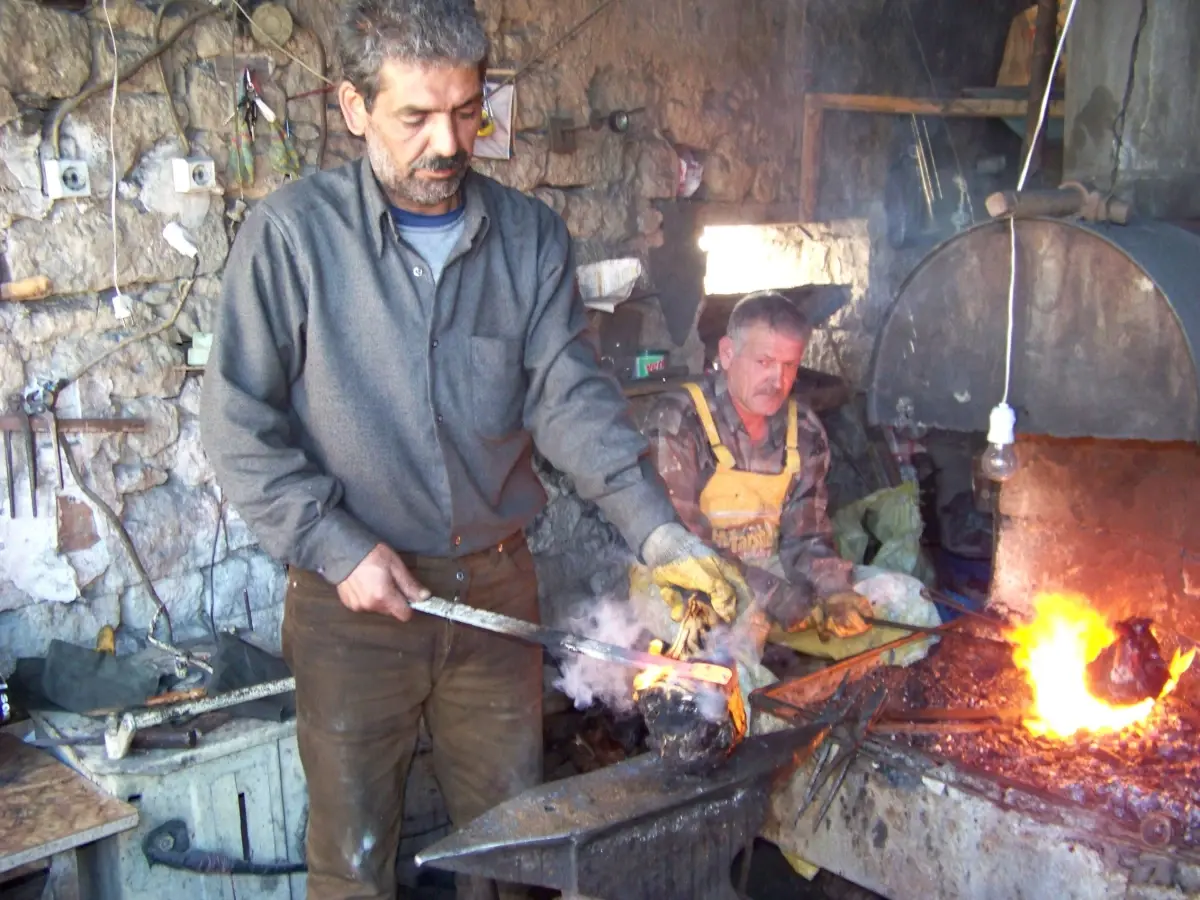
[199,159,676,583]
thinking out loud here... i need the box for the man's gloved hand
[640,523,749,623]
[802,590,873,640]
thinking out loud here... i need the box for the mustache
[410,151,469,173]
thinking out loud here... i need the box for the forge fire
[1008,593,1195,740]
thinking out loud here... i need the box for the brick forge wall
[990,437,1200,639]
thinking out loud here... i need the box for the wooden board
[0,733,138,873]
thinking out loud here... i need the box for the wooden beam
[799,92,1068,221]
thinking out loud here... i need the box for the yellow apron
[681,382,799,562]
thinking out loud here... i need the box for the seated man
[641,290,872,644]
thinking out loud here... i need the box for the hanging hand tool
[16,409,35,517]
[408,595,733,687]
[2,428,13,518]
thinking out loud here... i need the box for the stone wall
[0,0,806,671]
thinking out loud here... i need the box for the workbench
[0,732,138,899]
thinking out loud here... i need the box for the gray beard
[365,129,466,208]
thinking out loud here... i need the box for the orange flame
[1008,593,1195,739]
[632,639,672,693]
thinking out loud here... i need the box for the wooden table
[0,733,138,899]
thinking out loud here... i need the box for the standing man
[642,291,873,643]
[199,1,747,898]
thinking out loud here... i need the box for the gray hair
[727,291,813,346]
[336,0,489,110]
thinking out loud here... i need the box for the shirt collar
[360,157,490,257]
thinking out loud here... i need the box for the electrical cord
[100,0,122,302]
[1002,0,1080,406]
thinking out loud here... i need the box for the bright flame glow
[632,639,671,693]
[1009,593,1195,739]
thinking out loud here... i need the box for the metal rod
[409,596,733,686]
[124,677,295,731]
[0,416,146,434]
[864,616,1012,646]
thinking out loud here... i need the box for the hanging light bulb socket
[980,402,1019,482]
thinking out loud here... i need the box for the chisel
[408,596,733,686]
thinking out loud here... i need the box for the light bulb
[980,402,1019,482]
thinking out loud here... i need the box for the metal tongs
[795,678,890,830]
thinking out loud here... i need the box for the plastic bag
[831,481,936,585]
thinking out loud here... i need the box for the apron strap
[784,399,802,475]
[682,383,737,470]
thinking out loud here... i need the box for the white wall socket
[172,157,218,194]
[43,159,91,199]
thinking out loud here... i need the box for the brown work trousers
[281,534,543,900]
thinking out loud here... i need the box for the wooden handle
[0,275,52,302]
[986,188,1085,220]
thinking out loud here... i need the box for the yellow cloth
[682,382,800,563]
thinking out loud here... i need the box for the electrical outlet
[172,157,218,194]
[43,159,91,199]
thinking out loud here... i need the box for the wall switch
[43,159,91,199]
[172,157,218,193]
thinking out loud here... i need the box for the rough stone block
[0,121,54,226]
[5,198,228,295]
[186,65,235,134]
[473,133,547,194]
[0,3,90,99]
[278,29,329,99]
[94,35,166,94]
[87,0,157,39]
[62,93,180,193]
[702,135,755,203]
[120,479,220,582]
[0,89,17,129]
[544,130,623,188]
[172,416,214,487]
[635,137,679,200]
[119,570,204,636]
[188,17,237,60]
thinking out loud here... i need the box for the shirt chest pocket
[470,335,527,439]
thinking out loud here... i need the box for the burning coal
[1007,593,1195,739]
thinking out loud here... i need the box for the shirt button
[413,265,423,277]
[453,535,462,547]
[431,339,439,349]
[436,415,444,425]
[455,570,465,582]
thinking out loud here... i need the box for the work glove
[640,523,750,624]
[801,590,873,640]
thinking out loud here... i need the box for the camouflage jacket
[642,372,854,618]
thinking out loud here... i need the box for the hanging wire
[1003,0,1080,404]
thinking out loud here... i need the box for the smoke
[552,595,660,714]
[550,578,769,726]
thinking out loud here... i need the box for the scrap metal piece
[104,676,295,759]
[417,726,830,900]
[796,684,889,829]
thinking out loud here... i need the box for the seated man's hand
[640,523,749,623]
[336,543,431,622]
[801,590,873,640]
